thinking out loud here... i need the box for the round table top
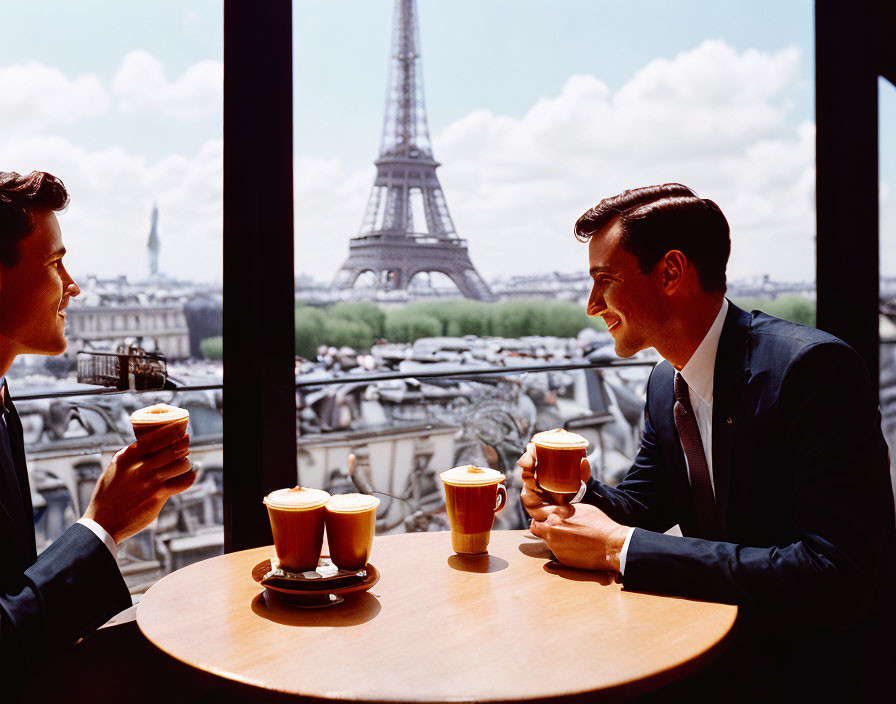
[137,530,737,703]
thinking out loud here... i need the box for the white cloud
[113,50,222,121]
[0,41,818,287]
[296,39,815,284]
[294,158,374,283]
[0,62,109,134]
[0,50,223,282]
[1,134,222,283]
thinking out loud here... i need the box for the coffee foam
[325,493,380,513]
[440,465,505,486]
[264,487,330,510]
[130,403,189,425]
[531,428,589,450]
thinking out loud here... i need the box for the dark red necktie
[673,373,722,540]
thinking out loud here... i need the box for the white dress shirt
[618,298,728,574]
[1,377,118,559]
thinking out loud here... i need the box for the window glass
[0,0,223,595]
[298,363,653,534]
[294,0,816,307]
[292,0,817,537]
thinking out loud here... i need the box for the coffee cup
[129,403,189,442]
[324,493,380,571]
[440,465,507,555]
[263,487,331,573]
[531,428,589,496]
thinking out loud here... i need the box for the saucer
[251,558,380,608]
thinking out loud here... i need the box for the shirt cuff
[569,481,588,504]
[618,527,635,575]
[77,517,118,560]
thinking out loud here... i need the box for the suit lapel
[711,301,753,537]
[650,361,700,535]
[0,404,33,566]
[5,395,37,562]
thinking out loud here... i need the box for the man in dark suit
[521,183,896,696]
[0,170,196,683]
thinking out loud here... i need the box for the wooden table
[137,530,737,702]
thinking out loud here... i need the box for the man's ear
[658,250,687,295]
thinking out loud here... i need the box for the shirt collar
[679,298,728,405]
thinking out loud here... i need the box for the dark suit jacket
[0,389,131,680]
[583,302,896,638]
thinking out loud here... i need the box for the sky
[0,0,892,284]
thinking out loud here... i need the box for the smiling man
[0,171,195,685]
[519,183,896,696]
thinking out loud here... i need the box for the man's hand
[83,422,195,544]
[517,442,592,520]
[529,503,629,573]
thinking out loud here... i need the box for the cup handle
[494,483,507,513]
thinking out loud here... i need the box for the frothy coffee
[264,487,330,510]
[440,464,505,486]
[130,403,189,441]
[130,403,189,426]
[531,428,589,450]
[325,493,380,513]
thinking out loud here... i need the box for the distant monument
[333,0,495,301]
[147,202,160,278]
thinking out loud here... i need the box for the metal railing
[293,358,656,388]
[12,358,657,400]
[14,383,224,402]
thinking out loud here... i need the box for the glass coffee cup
[263,487,331,573]
[440,465,507,555]
[530,428,589,497]
[324,493,380,571]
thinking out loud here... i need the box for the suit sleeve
[1,522,132,676]
[579,376,679,534]
[622,342,895,627]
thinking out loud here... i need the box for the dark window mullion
[223,0,297,551]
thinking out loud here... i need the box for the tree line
[199,296,817,360]
[294,300,604,359]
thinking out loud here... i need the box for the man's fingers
[163,466,197,495]
[520,485,544,507]
[529,519,549,539]
[520,483,553,521]
[539,504,574,521]
[151,456,193,482]
[520,468,540,493]
[544,511,564,526]
[133,437,190,473]
[522,499,552,522]
[136,423,190,453]
[114,444,140,467]
[517,444,536,472]
[580,457,592,482]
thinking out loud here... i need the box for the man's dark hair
[0,170,70,267]
[574,183,730,292]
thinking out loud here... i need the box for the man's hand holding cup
[518,429,592,520]
[83,404,194,544]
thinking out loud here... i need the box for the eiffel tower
[333,0,496,302]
